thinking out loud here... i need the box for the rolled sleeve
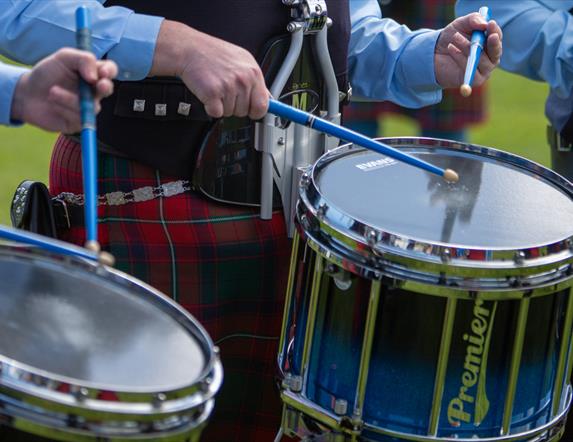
[0,0,164,81]
[349,0,443,108]
[0,64,28,126]
[397,30,441,94]
[107,12,163,80]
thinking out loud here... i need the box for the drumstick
[267,99,459,183]
[75,7,99,253]
[0,225,114,266]
[460,6,491,98]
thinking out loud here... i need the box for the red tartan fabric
[50,136,292,441]
[345,0,487,132]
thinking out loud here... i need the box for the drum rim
[299,137,573,276]
[0,246,222,414]
[300,225,573,297]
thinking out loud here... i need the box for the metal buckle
[557,135,573,153]
[285,0,328,33]
[53,198,71,229]
[549,125,573,152]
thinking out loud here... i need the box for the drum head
[314,144,573,249]
[0,252,207,392]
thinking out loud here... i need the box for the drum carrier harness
[68,0,351,236]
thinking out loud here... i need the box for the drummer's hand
[10,48,117,133]
[152,20,270,120]
[434,13,502,88]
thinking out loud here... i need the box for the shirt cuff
[398,29,442,95]
[0,65,29,126]
[107,12,164,81]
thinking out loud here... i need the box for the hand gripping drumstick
[267,99,459,183]
[460,6,491,98]
[76,7,115,265]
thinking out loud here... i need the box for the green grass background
[0,70,549,225]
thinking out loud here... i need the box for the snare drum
[0,237,222,441]
[278,138,573,442]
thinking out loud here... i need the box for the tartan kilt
[49,135,292,441]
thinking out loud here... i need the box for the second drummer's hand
[434,12,503,89]
[152,20,270,121]
[10,48,118,133]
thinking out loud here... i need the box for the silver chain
[54,180,192,207]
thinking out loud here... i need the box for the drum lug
[508,276,522,288]
[316,203,328,219]
[333,398,348,416]
[152,393,167,409]
[365,229,378,247]
[72,386,89,403]
[300,214,312,232]
[441,248,452,263]
[282,373,304,393]
[201,376,215,394]
[514,250,526,265]
[289,375,303,393]
[325,263,352,290]
[300,171,311,188]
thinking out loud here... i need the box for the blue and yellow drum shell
[278,138,573,442]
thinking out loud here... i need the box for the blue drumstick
[267,99,459,182]
[0,225,114,265]
[75,6,99,252]
[460,6,491,98]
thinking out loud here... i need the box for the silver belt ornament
[55,180,192,207]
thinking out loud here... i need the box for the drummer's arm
[0,0,162,81]
[457,0,573,98]
[348,0,443,108]
[0,0,269,119]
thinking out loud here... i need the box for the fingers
[203,98,224,119]
[52,48,99,84]
[446,43,468,76]
[453,12,488,36]
[222,90,238,118]
[93,78,115,99]
[97,60,118,81]
[485,24,502,65]
[249,72,269,120]
[197,70,268,120]
[49,84,103,116]
[451,32,471,57]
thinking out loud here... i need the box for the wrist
[151,20,194,78]
[10,71,30,124]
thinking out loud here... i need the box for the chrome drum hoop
[0,245,223,438]
[297,219,573,299]
[298,138,573,288]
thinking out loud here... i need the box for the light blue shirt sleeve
[0,62,28,126]
[349,0,443,108]
[456,0,573,99]
[0,0,164,81]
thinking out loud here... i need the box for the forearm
[0,0,162,80]
[150,20,195,77]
